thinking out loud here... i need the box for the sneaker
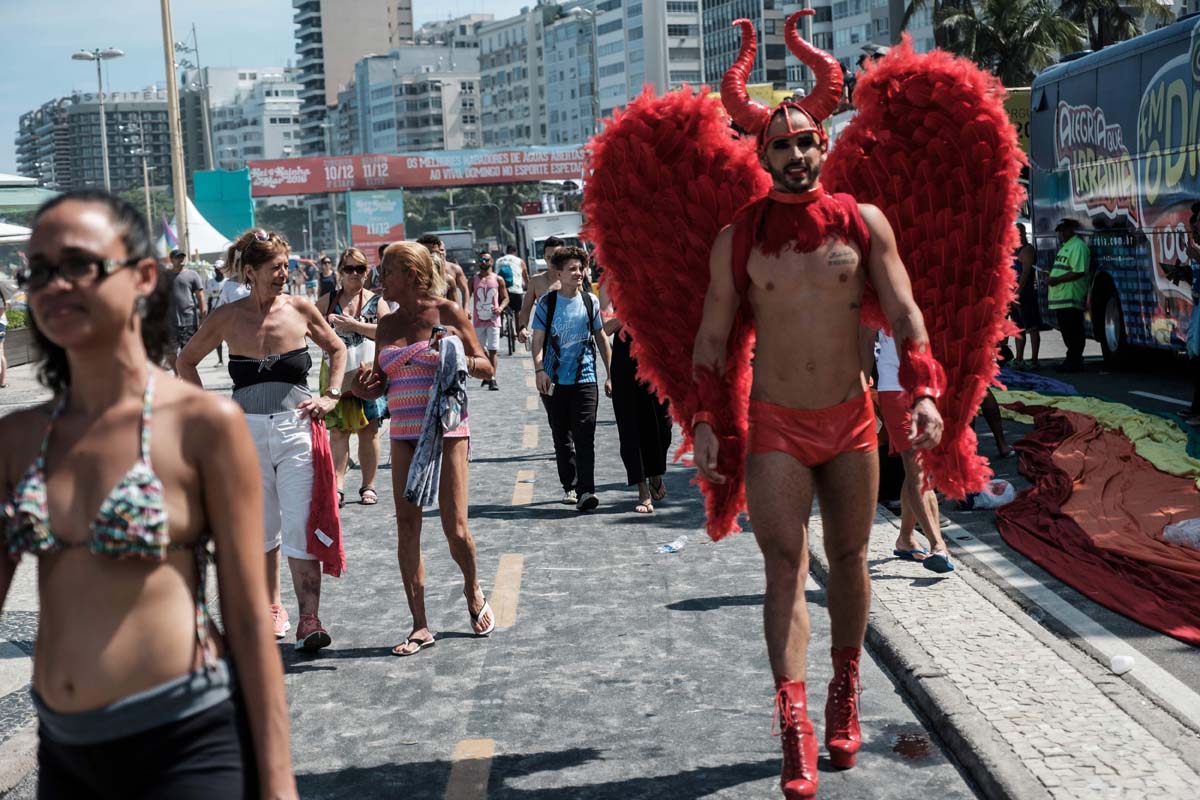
[488,379,500,391]
[576,492,599,512]
[560,489,578,505]
[481,379,489,388]
[295,613,331,651]
[270,603,290,639]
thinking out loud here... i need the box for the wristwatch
[327,387,342,399]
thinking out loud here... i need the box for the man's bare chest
[747,236,865,296]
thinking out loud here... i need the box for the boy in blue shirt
[531,246,614,511]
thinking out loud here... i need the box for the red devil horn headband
[785,11,843,123]
[720,11,843,134]
[719,19,771,134]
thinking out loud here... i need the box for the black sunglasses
[19,254,141,293]
[341,265,368,275]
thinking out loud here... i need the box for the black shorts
[508,293,524,317]
[37,697,257,799]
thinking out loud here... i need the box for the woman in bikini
[353,242,497,656]
[316,247,389,507]
[0,190,296,797]
[178,228,346,650]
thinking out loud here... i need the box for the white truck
[513,212,583,274]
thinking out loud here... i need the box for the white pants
[475,326,500,352]
[246,410,315,560]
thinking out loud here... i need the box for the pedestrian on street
[177,228,347,652]
[318,255,337,299]
[352,241,496,655]
[205,259,230,365]
[472,250,508,390]
[416,234,471,314]
[531,246,614,512]
[496,244,529,323]
[599,281,671,513]
[303,259,319,301]
[316,247,389,507]
[872,331,956,572]
[0,284,8,388]
[163,247,206,373]
[517,235,564,343]
[1048,218,1090,372]
[1012,224,1041,369]
[0,190,297,799]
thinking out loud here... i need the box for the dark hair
[378,243,390,262]
[506,244,517,254]
[416,233,442,248]
[28,189,168,393]
[544,235,565,249]
[550,245,588,270]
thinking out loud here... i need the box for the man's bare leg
[814,448,878,769]
[895,450,947,558]
[288,558,322,617]
[745,452,816,681]
[815,449,878,648]
[265,546,282,605]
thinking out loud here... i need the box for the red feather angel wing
[822,40,1026,500]
[583,87,769,539]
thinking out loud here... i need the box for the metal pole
[448,187,456,229]
[139,114,152,219]
[330,192,341,249]
[590,13,599,135]
[97,58,112,190]
[160,0,190,254]
[192,24,214,171]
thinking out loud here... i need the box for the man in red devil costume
[690,15,947,800]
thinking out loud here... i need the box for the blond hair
[382,241,447,297]
[226,228,289,284]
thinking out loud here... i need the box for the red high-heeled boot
[825,646,862,769]
[774,679,819,799]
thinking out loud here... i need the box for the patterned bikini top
[2,374,217,669]
[4,374,177,560]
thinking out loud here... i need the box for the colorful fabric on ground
[995,368,1079,396]
[995,390,1200,488]
[996,405,1200,646]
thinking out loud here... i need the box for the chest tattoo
[827,246,858,268]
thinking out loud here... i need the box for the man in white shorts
[472,251,509,390]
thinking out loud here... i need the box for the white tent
[158,196,232,258]
[0,221,31,244]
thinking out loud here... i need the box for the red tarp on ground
[996,404,1200,647]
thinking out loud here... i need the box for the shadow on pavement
[296,747,779,799]
[666,589,826,613]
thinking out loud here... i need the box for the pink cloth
[306,418,345,577]
[472,273,502,328]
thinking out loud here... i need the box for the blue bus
[1030,15,1200,363]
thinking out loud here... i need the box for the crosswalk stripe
[444,738,494,800]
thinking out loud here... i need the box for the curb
[807,539,1051,800]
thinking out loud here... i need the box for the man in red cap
[691,12,946,799]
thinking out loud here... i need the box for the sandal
[359,486,378,505]
[635,500,654,514]
[470,598,495,637]
[337,490,345,508]
[649,476,667,502]
[392,635,436,657]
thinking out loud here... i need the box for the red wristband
[897,340,946,402]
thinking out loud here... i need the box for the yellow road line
[526,374,536,388]
[491,554,524,630]
[522,424,538,449]
[512,470,534,505]
[444,738,494,800]
[526,395,538,411]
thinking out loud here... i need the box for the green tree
[255,202,308,252]
[1058,0,1174,52]
[901,0,974,50]
[938,0,1086,86]
[118,187,174,230]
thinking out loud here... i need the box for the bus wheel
[1099,290,1129,367]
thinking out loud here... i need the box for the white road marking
[1129,390,1190,407]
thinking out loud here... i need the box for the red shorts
[878,391,913,456]
[748,393,879,468]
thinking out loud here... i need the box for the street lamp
[121,113,154,222]
[71,47,125,190]
[174,23,214,171]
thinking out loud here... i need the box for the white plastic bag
[968,479,1016,510]
[1163,518,1200,550]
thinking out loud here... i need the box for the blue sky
[0,0,531,173]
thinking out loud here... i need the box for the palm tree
[938,0,1086,86]
[1059,0,1174,52]
[900,0,973,50]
